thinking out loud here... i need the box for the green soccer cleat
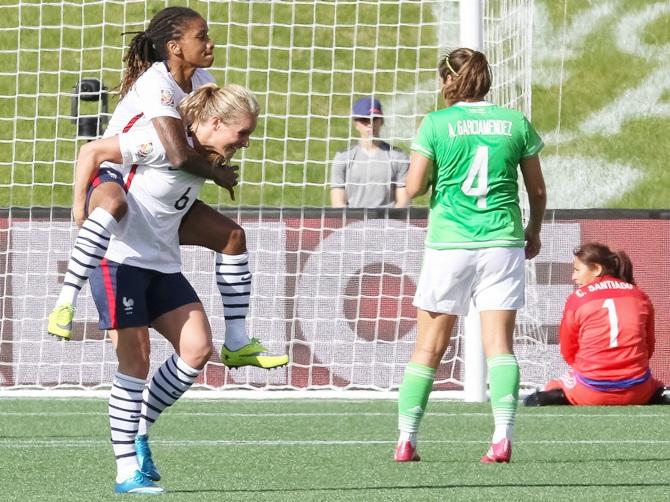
[221,338,289,369]
[47,304,75,340]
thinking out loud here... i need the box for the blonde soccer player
[76,84,259,493]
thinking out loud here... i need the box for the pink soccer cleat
[394,440,421,462]
[480,438,512,464]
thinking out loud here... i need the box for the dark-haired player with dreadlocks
[48,7,288,371]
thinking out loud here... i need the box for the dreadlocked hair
[119,7,202,97]
[438,48,492,106]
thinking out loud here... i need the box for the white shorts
[413,247,525,315]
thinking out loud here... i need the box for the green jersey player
[395,48,547,464]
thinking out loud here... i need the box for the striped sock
[487,353,520,443]
[57,207,118,307]
[398,362,436,437]
[109,372,144,482]
[216,252,252,351]
[137,354,201,436]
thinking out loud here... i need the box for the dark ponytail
[119,7,202,97]
[573,242,635,284]
[119,31,159,97]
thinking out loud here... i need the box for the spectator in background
[330,97,410,208]
[524,242,669,407]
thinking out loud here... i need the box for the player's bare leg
[480,310,517,463]
[179,200,288,369]
[396,310,457,462]
[109,327,164,494]
[48,180,127,340]
[133,302,213,481]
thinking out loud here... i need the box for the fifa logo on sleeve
[122,296,135,315]
[136,143,153,159]
[160,89,174,106]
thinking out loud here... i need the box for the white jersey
[105,61,215,136]
[101,61,215,174]
[104,128,205,273]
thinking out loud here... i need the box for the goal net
[0,0,548,395]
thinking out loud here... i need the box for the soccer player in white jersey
[76,83,259,494]
[48,6,288,370]
[394,48,547,464]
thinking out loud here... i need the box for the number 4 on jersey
[461,145,488,208]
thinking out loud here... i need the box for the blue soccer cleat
[114,470,164,495]
[135,434,161,481]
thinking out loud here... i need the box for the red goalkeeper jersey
[559,275,655,385]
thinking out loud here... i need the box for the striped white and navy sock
[216,252,252,351]
[57,207,118,307]
[137,354,201,436]
[109,372,144,482]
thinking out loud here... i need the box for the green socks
[487,353,519,441]
[397,355,518,442]
[398,362,436,433]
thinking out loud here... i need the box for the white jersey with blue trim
[104,128,205,273]
[100,61,215,177]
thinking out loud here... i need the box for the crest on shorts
[136,142,153,159]
[160,88,174,106]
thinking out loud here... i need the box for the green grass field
[1,0,668,209]
[1,398,669,501]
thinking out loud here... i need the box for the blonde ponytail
[178,83,260,126]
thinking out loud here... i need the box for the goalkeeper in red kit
[525,242,669,406]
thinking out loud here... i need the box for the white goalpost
[0,0,545,398]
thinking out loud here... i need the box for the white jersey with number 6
[104,128,205,273]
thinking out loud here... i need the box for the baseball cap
[352,97,383,118]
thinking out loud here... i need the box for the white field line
[1,438,669,449]
[0,411,668,418]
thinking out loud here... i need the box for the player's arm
[519,155,547,259]
[151,116,237,199]
[73,136,123,226]
[405,152,432,199]
[559,307,579,366]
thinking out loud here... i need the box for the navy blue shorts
[84,167,126,217]
[89,259,200,330]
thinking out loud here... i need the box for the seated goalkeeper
[525,242,668,407]
[80,84,261,493]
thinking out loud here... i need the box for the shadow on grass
[424,457,670,465]
[169,480,670,495]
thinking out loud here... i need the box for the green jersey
[412,101,543,250]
